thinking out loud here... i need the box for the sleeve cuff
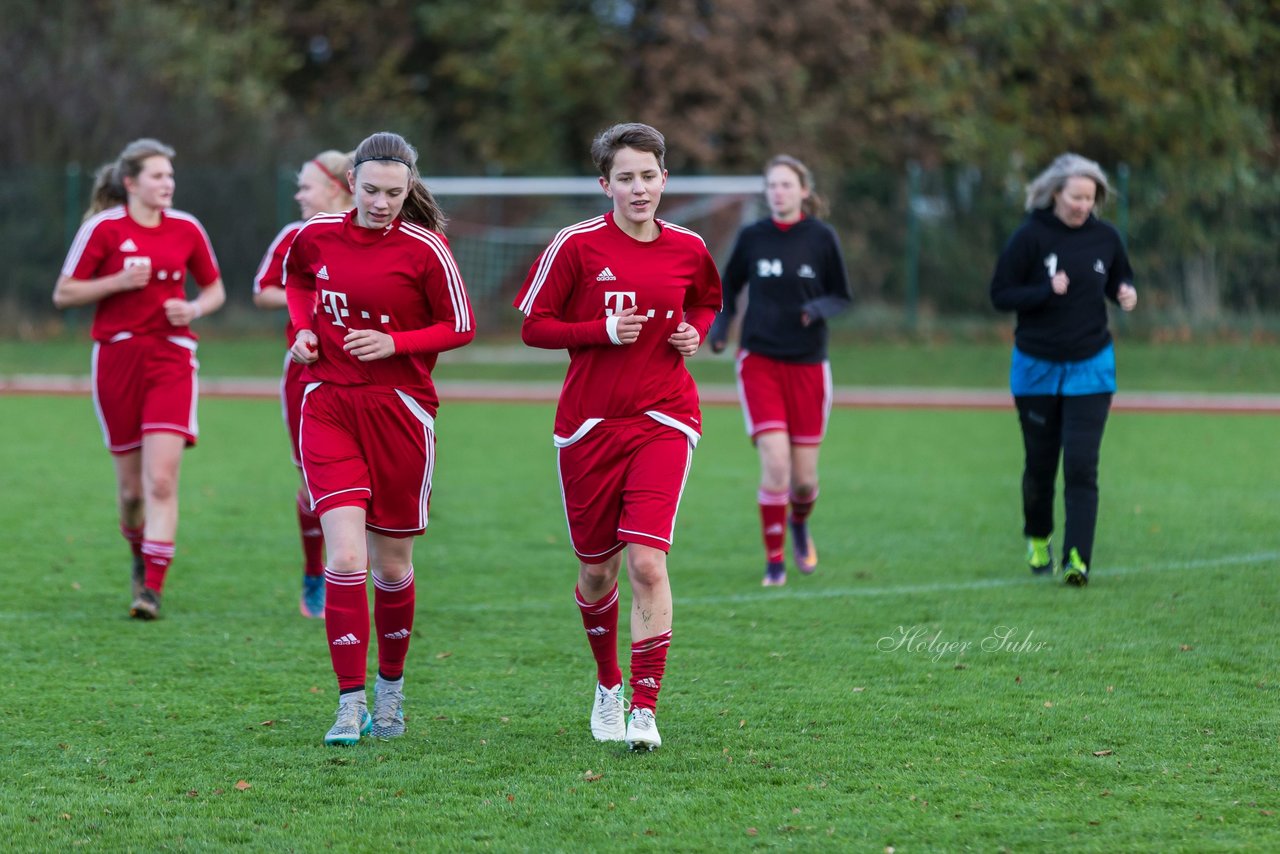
[605,315,622,345]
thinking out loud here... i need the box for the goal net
[425,176,765,334]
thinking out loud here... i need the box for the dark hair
[85,138,175,220]
[766,154,827,218]
[590,123,666,179]
[351,132,446,231]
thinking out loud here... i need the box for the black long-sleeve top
[990,207,1135,362]
[708,217,852,363]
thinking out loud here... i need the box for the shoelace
[374,690,404,722]
[336,703,367,731]
[598,686,629,727]
[630,708,654,730]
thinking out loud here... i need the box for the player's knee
[326,548,365,573]
[145,472,178,503]
[627,548,668,588]
[791,481,818,502]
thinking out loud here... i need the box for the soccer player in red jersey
[285,131,475,746]
[253,149,354,619]
[709,155,852,587]
[53,138,225,620]
[513,123,723,751]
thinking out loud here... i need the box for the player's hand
[710,338,727,354]
[344,328,396,361]
[290,330,320,364]
[163,298,200,326]
[1051,271,1070,295]
[1117,283,1137,312]
[800,311,812,327]
[614,305,648,345]
[668,322,701,357]
[119,263,150,292]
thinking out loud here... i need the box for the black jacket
[709,217,852,363]
[990,208,1135,362]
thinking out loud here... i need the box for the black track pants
[1015,393,1112,566]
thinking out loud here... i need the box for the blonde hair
[85,138,175,220]
[766,154,827,218]
[1024,152,1112,211]
[304,149,355,207]
[351,132,446,231]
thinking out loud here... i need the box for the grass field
[2,386,1278,851]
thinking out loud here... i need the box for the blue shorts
[1010,344,1116,397]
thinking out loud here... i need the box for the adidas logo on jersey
[634,677,659,689]
[331,633,360,646]
[586,626,610,636]
[596,267,617,282]
[1094,259,1106,274]
[317,265,330,280]
[382,629,411,640]
[119,238,138,252]
[798,264,817,279]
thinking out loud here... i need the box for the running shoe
[129,588,161,620]
[324,700,372,746]
[371,678,406,739]
[1027,536,1054,576]
[789,517,818,574]
[590,682,627,742]
[625,707,662,751]
[761,559,787,587]
[300,575,326,619]
[1062,548,1089,587]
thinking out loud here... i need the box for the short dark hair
[590,123,666,179]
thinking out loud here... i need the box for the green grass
[2,393,1278,850]
[3,333,1280,391]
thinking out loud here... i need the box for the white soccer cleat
[324,700,372,746]
[371,678,406,739]
[590,683,627,742]
[625,707,661,751]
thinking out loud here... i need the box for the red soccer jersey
[513,212,723,443]
[61,206,220,342]
[253,220,303,345]
[284,210,475,415]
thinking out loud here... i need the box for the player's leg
[111,451,146,600]
[625,543,671,751]
[784,359,831,574]
[1059,393,1112,586]
[283,358,325,617]
[132,431,185,619]
[320,505,373,745]
[788,444,821,574]
[579,553,626,741]
[368,530,416,739]
[1015,395,1063,575]
[756,431,791,586]
[94,340,148,605]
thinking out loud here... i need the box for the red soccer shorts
[280,353,306,467]
[299,383,435,537]
[91,334,199,454]
[734,350,832,445]
[556,415,695,564]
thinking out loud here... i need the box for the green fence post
[904,160,921,333]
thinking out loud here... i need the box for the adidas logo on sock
[317,265,330,280]
[331,633,360,646]
[586,626,610,636]
[382,628,411,639]
[596,267,616,281]
[634,677,659,689]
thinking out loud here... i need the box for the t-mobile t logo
[604,291,636,316]
[320,289,350,327]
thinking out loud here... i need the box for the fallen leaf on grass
[506,794,515,802]
[259,721,274,727]
[583,770,603,782]
[60,814,71,821]
[1043,701,1054,708]
[852,686,866,693]
[1093,750,1113,757]
[72,582,81,591]
[746,828,758,836]
[1180,645,1194,652]
[186,790,198,797]
[1015,676,1022,684]
[739,720,746,729]
[436,651,453,659]
[235,780,251,791]
[308,686,320,694]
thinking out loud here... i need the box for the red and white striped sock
[296,490,325,577]
[140,540,174,593]
[373,567,415,681]
[629,630,672,713]
[576,583,622,688]
[324,567,369,692]
[758,488,789,563]
[120,523,144,560]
